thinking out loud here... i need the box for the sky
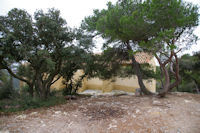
[0,0,200,54]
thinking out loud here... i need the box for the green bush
[20,85,32,96]
[156,79,198,93]
[0,80,66,113]
[0,94,66,113]
[173,82,196,93]
[0,70,19,99]
[49,89,58,96]
[0,82,13,100]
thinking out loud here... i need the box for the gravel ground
[0,92,200,133]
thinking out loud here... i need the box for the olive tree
[0,8,94,99]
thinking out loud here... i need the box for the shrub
[0,70,19,99]
[0,83,13,99]
[0,95,66,113]
[173,82,196,93]
[20,85,32,96]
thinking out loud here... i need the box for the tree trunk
[126,42,153,95]
[156,52,181,97]
[36,83,48,100]
[27,83,34,97]
[73,74,86,94]
[155,54,172,97]
[168,54,181,90]
[160,67,164,89]
[34,83,40,97]
[45,83,52,98]
[158,66,170,97]
[193,80,200,94]
[34,76,54,99]
[131,56,153,95]
[35,76,44,98]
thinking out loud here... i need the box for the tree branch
[3,64,31,85]
[51,75,61,85]
[155,54,163,66]
[163,51,174,66]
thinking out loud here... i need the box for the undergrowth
[0,95,66,113]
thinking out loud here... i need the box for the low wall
[79,76,156,93]
[19,71,156,93]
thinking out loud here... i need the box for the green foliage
[1,8,94,99]
[20,85,32,97]
[82,0,199,96]
[143,0,198,53]
[0,70,14,99]
[173,82,195,93]
[0,93,66,113]
[90,47,156,80]
[0,70,9,83]
[60,46,95,95]
[178,53,200,93]
[156,53,200,93]
[0,83,66,112]
[92,47,126,80]
[0,83,13,100]
[17,65,34,82]
[82,0,199,53]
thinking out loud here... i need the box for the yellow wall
[20,74,156,93]
[79,75,156,93]
[51,76,65,91]
[78,57,157,93]
[20,57,156,93]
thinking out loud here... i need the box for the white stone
[136,109,140,114]
[30,112,38,115]
[68,122,73,127]
[55,111,61,114]
[184,100,191,103]
[63,112,68,116]
[41,124,46,127]
[153,100,161,104]
[132,114,136,118]
[112,119,117,123]
[0,130,10,133]
[108,124,117,129]
[16,114,26,119]
[73,114,78,117]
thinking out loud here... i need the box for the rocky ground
[0,92,200,133]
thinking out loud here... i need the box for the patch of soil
[80,105,125,121]
[0,92,200,133]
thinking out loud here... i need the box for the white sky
[0,0,199,54]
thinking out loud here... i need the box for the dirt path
[1,92,200,133]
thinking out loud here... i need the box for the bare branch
[175,48,182,54]
[163,51,174,66]
[155,54,163,66]
[3,64,31,85]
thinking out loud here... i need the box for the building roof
[135,52,153,64]
[119,52,153,64]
